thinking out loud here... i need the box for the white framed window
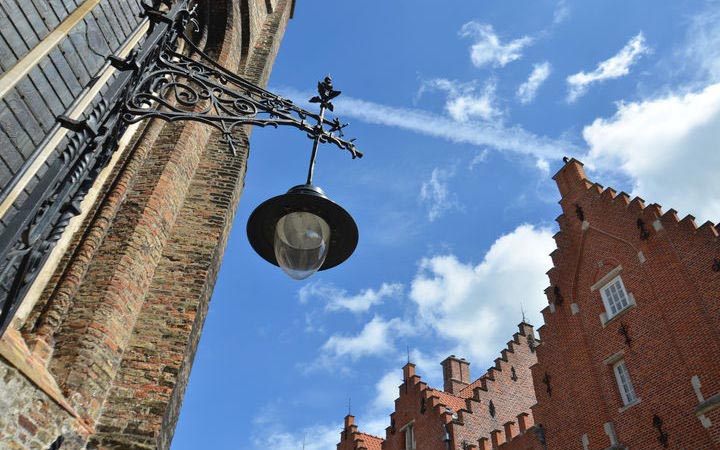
[401,422,416,450]
[613,360,638,406]
[600,276,632,319]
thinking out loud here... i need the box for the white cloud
[567,33,649,102]
[535,158,550,174]
[460,22,533,68]
[681,6,720,83]
[319,316,413,363]
[372,371,401,412]
[276,87,574,163]
[299,281,403,313]
[252,420,340,450]
[517,62,552,104]
[332,96,570,160]
[469,149,490,169]
[446,94,496,123]
[420,168,461,221]
[583,82,720,224]
[419,78,500,122]
[553,0,570,25]
[409,225,555,364]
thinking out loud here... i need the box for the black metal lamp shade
[246,184,358,272]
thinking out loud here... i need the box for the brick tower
[0,1,293,448]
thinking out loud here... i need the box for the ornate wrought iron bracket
[121,3,360,162]
[0,0,361,337]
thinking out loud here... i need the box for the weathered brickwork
[0,360,86,450]
[340,159,719,450]
[338,324,542,450]
[0,0,293,448]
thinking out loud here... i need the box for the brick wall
[0,360,87,449]
[451,324,539,449]
[529,159,720,449]
[339,324,543,450]
[381,366,456,450]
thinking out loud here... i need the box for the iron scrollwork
[0,0,361,337]
[122,4,360,159]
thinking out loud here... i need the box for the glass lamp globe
[274,211,331,280]
[246,184,358,280]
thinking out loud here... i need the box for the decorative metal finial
[309,76,342,111]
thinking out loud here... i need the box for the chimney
[441,355,470,394]
[403,362,416,380]
[341,415,357,442]
[552,158,591,201]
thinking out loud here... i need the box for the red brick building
[339,323,541,450]
[338,159,720,450]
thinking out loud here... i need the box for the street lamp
[247,183,358,280]
[0,0,363,334]
[247,77,359,279]
[117,5,363,280]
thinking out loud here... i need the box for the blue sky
[171,1,720,448]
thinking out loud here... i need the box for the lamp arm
[122,4,362,159]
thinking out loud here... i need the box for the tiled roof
[356,432,383,450]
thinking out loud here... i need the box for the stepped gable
[338,415,383,450]
[427,387,467,413]
[339,324,540,449]
[450,323,539,449]
[379,363,456,450]
[539,157,718,332]
[528,158,720,449]
[458,322,537,399]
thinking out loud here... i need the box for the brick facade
[0,1,293,448]
[529,159,720,449]
[338,324,541,450]
[339,159,720,450]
